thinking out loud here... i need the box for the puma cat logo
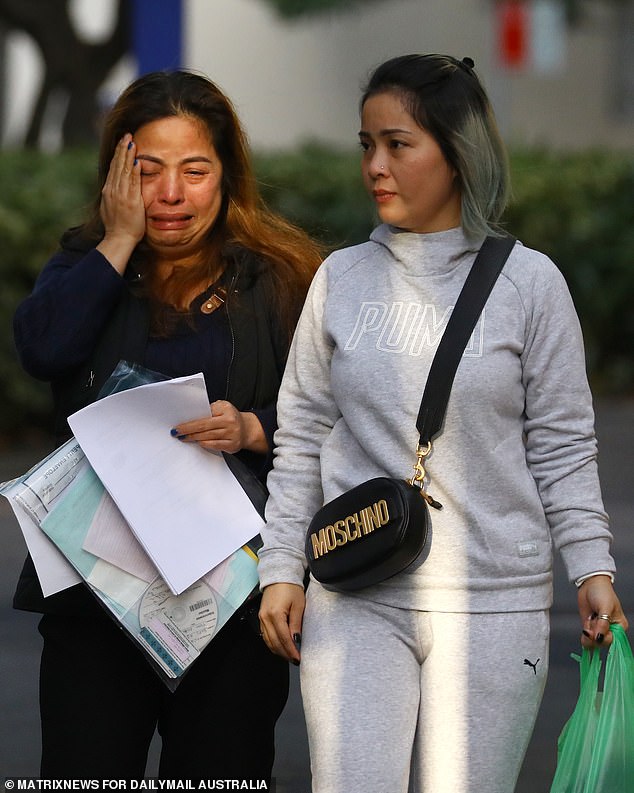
[523,658,540,675]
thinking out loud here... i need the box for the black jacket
[13,242,293,615]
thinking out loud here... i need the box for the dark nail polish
[293,632,302,648]
[291,659,300,666]
[134,158,138,166]
[596,633,605,644]
[170,428,179,436]
[582,630,591,638]
[127,140,134,149]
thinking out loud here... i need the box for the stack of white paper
[68,373,264,595]
[1,374,265,685]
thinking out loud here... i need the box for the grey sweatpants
[300,582,549,793]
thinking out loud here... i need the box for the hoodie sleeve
[258,263,340,588]
[518,250,615,583]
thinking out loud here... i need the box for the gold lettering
[325,525,337,551]
[310,500,392,559]
[351,512,363,537]
[311,529,329,559]
[344,515,360,541]
[333,521,348,546]
[360,507,374,534]
[369,503,382,530]
[376,499,390,526]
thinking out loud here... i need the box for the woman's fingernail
[582,630,591,638]
[291,659,300,666]
[127,140,134,150]
[170,428,179,436]
[293,632,302,648]
[596,633,605,644]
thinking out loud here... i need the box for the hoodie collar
[369,224,483,277]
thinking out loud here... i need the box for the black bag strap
[416,235,516,446]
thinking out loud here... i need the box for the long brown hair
[72,70,321,339]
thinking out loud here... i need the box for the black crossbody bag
[305,235,516,591]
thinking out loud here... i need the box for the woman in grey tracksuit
[257,54,629,793]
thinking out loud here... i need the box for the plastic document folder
[2,446,264,690]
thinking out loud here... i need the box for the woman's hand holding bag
[550,624,634,793]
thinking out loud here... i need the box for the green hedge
[0,149,97,441]
[504,150,634,393]
[1,144,632,438]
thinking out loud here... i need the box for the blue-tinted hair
[361,54,510,239]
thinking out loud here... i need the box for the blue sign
[132,0,183,74]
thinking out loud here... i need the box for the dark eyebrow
[358,128,414,138]
[136,154,213,165]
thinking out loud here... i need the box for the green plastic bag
[550,624,634,793]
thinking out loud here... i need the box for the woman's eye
[389,139,406,149]
[358,140,370,152]
[140,170,159,177]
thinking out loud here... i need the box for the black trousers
[38,602,289,780]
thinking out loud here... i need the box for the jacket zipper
[224,270,239,400]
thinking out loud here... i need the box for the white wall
[2,0,633,151]
[184,0,495,150]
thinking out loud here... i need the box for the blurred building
[1,0,633,151]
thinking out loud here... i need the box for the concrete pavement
[1,398,633,791]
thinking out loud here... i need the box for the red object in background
[499,0,528,67]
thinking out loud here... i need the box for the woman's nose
[367,153,387,179]
[158,172,184,203]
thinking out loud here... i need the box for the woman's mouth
[373,190,396,204]
[149,213,193,229]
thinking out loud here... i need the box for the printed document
[68,373,264,594]
[0,440,85,595]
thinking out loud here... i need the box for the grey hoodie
[258,225,614,612]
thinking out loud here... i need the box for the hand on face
[101,134,146,238]
[98,117,224,278]
[98,133,146,274]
